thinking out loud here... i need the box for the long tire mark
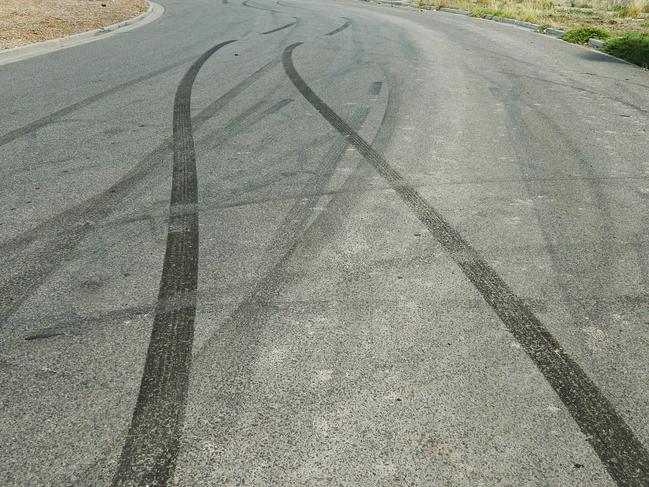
[325,17,351,36]
[0,60,191,149]
[112,40,236,486]
[261,18,299,35]
[282,42,649,487]
[0,59,278,329]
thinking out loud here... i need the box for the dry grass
[424,0,649,33]
[0,0,147,49]
[626,0,647,16]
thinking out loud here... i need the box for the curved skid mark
[112,40,236,486]
[0,59,278,329]
[325,17,351,36]
[186,105,373,462]
[261,18,299,35]
[282,42,649,486]
[0,59,190,149]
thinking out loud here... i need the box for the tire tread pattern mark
[112,40,236,487]
[282,42,649,487]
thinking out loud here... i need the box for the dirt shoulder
[0,0,147,50]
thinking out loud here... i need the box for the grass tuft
[471,7,505,16]
[603,31,649,66]
[561,25,611,42]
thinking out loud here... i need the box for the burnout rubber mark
[261,18,299,35]
[112,40,236,486]
[0,60,190,149]
[282,42,649,486]
[0,58,278,331]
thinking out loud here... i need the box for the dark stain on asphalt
[282,41,649,487]
[369,81,383,95]
[24,331,65,340]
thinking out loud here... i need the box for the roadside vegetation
[422,0,649,34]
[603,31,649,66]
[416,0,649,67]
[561,25,611,42]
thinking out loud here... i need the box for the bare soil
[0,0,147,50]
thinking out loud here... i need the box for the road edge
[0,1,164,66]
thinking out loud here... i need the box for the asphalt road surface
[2,0,649,485]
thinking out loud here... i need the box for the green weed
[561,25,611,42]
[603,31,649,66]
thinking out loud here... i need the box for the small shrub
[603,32,649,67]
[561,25,612,42]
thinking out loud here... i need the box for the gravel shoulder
[0,0,147,50]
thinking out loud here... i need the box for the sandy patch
[0,0,147,49]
